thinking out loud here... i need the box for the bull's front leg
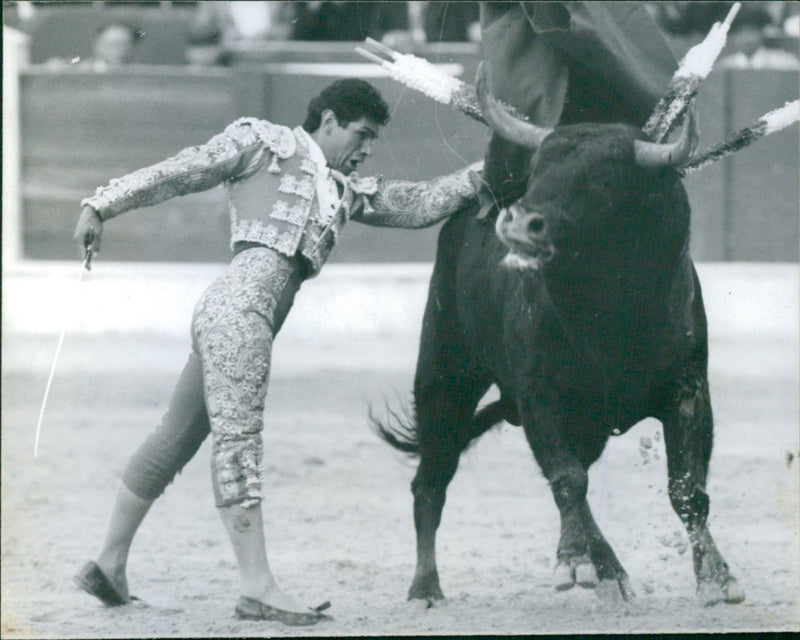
[661,377,745,605]
[520,400,633,601]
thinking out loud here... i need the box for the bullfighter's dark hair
[303,79,390,132]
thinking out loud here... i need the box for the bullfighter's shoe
[235,596,331,626]
[74,561,138,606]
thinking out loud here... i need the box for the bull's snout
[496,204,549,243]
[495,204,555,270]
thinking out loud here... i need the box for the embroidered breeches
[191,247,302,508]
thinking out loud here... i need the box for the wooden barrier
[16,60,799,263]
[684,69,799,261]
[20,66,268,262]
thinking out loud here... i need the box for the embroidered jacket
[82,118,482,277]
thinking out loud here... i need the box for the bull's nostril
[528,217,546,234]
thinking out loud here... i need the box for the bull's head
[476,64,698,271]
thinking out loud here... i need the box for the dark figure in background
[292,1,409,42]
[423,1,480,43]
[721,3,799,69]
[478,1,677,208]
[652,1,737,37]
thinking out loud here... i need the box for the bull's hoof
[408,571,445,603]
[723,577,746,604]
[554,555,597,591]
[575,562,599,589]
[697,576,745,606]
[407,596,446,610]
[554,561,575,591]
[596,576,636,603]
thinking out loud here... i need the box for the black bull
[374,79,745,606]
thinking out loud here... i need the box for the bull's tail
[370,399,420,455]
[370,398,512,458]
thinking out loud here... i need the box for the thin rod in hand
[33,246,93,457]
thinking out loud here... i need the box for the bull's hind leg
[408,375,489,603]
[662,378,745,605]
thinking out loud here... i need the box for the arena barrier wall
[13,54,799,264]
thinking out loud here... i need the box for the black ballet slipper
[234,596,331,626]
[74,561,138,607]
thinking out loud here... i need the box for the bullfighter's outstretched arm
[81,120,290,220]
[353,161,483,229]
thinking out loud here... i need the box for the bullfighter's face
[318,112,381,175]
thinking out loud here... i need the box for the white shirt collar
[295,126,329,172]
[294,126,342,221]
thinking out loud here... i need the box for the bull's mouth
[499,240,555,271]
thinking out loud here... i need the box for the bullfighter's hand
[74,205,103,256]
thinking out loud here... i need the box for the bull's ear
[476,62,553,150]
[634,103,698,167]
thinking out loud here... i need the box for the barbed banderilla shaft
[33,236,94,457]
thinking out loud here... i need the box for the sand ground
[2,322,798,637]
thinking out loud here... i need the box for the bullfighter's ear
[320,109,338,131]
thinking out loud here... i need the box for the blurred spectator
[46,21,142,70]
[92,21,140,66]
[651,1,734,37]
[721,3,799,69]
[653,1,799,40]
[652,1,798,70]
[784,12,799,38]
[423,1,480,43]
[191,1,293,43]
[291,1,408,42]
[2,1,37,31]
[186,1,294,65]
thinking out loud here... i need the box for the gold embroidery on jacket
[277,174,315,200]
[270,200,309,226]
[231,219,298,255]
[300,158,317,175]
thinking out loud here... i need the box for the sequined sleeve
[81,120,274,220]
[354,161,483,229]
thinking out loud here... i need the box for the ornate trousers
[122,247,302,508]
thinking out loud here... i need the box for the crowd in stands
[649,1,798,69]
[2,1,797,69]
[3,1,482,68]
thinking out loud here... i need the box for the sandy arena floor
[2,266,799,637]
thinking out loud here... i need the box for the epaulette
[226,117,296,172]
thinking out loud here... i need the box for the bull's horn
[634,103,698,167]
[476,62,553,149]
